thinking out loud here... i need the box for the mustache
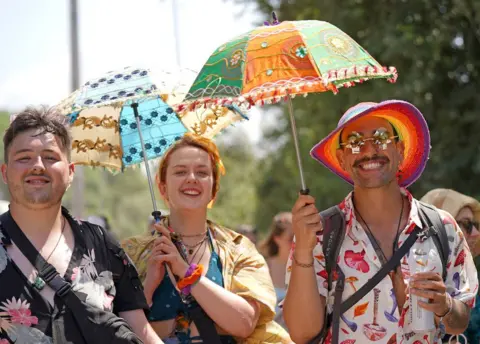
[353,155,389,168]
[25,173,50,180]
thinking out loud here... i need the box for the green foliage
[232,0,480,232]
[0,112,11,200]
[64,167,162,239]
[209,128,260,229]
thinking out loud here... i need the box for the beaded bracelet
[293,254,314,268]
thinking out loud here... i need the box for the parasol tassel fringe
[175,64,397,113]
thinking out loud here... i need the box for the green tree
[64,167,163,239]
[209,128,260,229]
[230,0,480,231]
[0,112,12,200]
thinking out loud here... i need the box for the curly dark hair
[4,106,71,162]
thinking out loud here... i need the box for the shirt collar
[341,187,423,233]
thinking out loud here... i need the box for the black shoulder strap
[339,226,422,316]
[186,303,222,344]
[0,211,95,343]
[308,202,448,344]
[0,211,74,298]
[416,201,449,281]
[321,206,346,292]
[307,206,346,344]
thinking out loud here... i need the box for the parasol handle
[131,103,162,216]
[286,96,309,195]
[151,211,162,223]
[132,104,181,280]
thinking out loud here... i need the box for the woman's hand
[143,239,167,304]
[152,223,190,279]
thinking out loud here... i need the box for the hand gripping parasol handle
[287,97,309,195]
[151,211,162,223]
[131,104,180,284]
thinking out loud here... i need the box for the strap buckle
[417,226,436,242]
[48,274,72,298]
[40,264,58,283]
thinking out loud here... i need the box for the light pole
[171,0,181,67]
[69,0,85,218]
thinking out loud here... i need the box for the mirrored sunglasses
[340,128,398,154]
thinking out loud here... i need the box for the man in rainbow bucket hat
[282,100,478,344]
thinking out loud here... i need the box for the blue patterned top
[148,251,224,321]
[148,233,235,344]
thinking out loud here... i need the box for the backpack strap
[339,226,423,315]
[307,206,346,344]
[321,206,346,293]
[416,201,450,281]
[307,201,449,344]
[0,210,97,343]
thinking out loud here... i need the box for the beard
[351,155,398,189]
[354,172,396,189]
[8,182,66,209]
[25,188,55,204]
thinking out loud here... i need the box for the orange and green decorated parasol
[176,13,398,193]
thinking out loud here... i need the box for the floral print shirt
[0,208,148,344]
[285,189,479,344]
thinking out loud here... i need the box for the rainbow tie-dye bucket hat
[310,100,430,187]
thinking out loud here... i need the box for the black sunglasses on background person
[456,219,479,235]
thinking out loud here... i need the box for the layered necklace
[354,195,405,267]
[179,230,208,255]
[167,220,210,259]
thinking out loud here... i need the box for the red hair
[156,133,225,201]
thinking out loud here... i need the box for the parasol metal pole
[131,103,182,282]
[131,103,162,222]
[286,96,309,195]
[132,102,177,282]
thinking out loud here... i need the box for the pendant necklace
[182,235,208,254]
[33,217,66,291]
[355,195,404,274]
